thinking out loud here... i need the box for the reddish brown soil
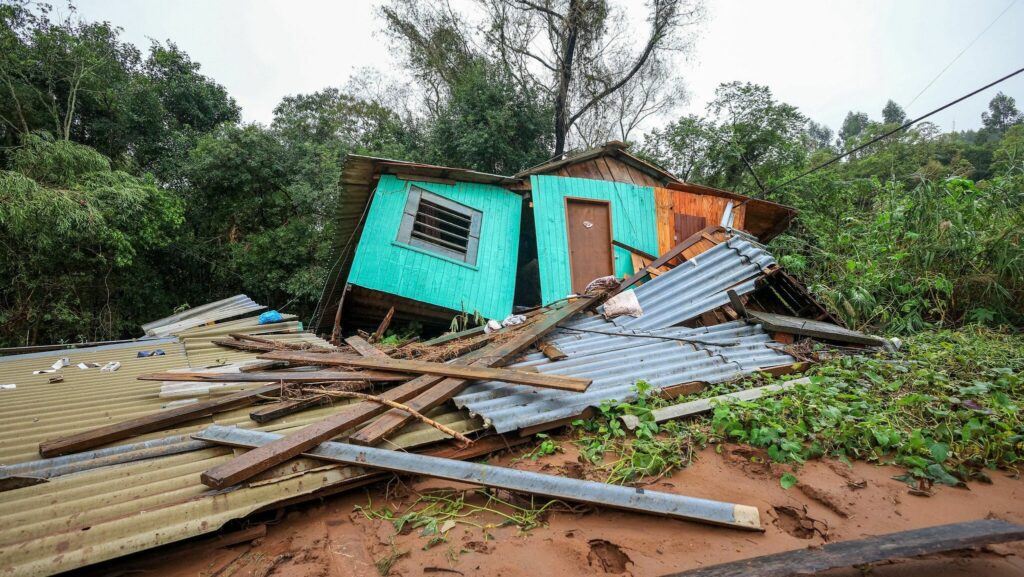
[102,439,1024,577]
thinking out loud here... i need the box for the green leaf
[780,473,798,490]
[929,442,949,463]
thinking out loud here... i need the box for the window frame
[396,186,482,266]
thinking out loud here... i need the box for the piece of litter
[602,290,643,319]
[0,384,15,390]
[439,519,456,534]
[500,314,527,328]
[52,357,69,370]
[137,349,166,358]
[483,319,503,334]
[77,362,102,369]
[48,376,64,384]
[100,361,121,373]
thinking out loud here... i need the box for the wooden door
[674,214,706,243]
[565,198,613,293]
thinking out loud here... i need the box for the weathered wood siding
[348,175,521,320]
[532,175,658,305]
[654,187,747,254]
[550,156,663,187]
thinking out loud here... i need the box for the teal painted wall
[348,175,521,320]
[532,175,658,305]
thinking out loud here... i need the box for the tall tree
[839,111,871,148]
[882,99,907,125]
[380,0,703,157]
[981,92,1023,134]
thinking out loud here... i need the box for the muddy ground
[95,436,1024,577]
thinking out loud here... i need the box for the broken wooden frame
[199,295,603,488]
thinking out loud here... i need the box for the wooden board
[199,343,498,489]
[659,519,1024,577]
[138,370,407,383]
[747,310,887,347]
[347,295,602,446]
[38,384,283,458]
[258,354,592,392]
[565,198,614,294]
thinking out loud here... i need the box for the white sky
[72,0,1024,134]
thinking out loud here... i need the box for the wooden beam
[348,295,601,446]
[138,370,408,383]
[248,337,390,424]
[249,397,328,423]
[370,307,395,343]
[199,340,499,489]
[39,384,283,458]
[344,335,388,358]
[421,324,486,346]
[660,519,1024,577]
[612,239,658,261]
[537,340,568,361]
[285,356,591,392]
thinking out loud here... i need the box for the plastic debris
[501,314,527,327]
[77,362,102,369]
[33,357,69,374]
[100,361,121,373]
[0,384,15,390]
[602,290,643,319]
[258,310,284,324]
[137,349,166,358]
[483,319,503,334]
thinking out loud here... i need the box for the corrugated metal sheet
[453,236,791,433]
[0,315,482,577]
[532,175,660,305]
[346,175,522,320]
[454,320,793,433]
[611,236,775,330]
[141,294,264,336]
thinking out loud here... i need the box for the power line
[766,65,1024,195]
[905,0,1018,109]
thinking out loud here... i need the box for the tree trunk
[553,0,580,157]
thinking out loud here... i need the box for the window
[397,187,482,265]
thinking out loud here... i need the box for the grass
[569,328,1024,491]
[355,488,561,550]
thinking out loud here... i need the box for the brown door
[674,214,706,243]
[566,198,613,293]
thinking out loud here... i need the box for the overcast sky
[72,0,1024,134]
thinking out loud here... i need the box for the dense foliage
[569,329,1023,488]
[1,2,1022,347]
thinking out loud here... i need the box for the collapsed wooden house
[310,141,799,336]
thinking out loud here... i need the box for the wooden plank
[747,310,888,347]
[138,370,407,383]
[613,239,658,261]
[660,519,1024,577]
[348,295,601,446]
[39,384,283,458]
[537,340,568,361]
[421,324,486,346]
[344,335,389,358]
[271,355,592,392]
[249,397,328,423]
[199,341,500,489]
[370,306,395,342]
[248,337,390,424]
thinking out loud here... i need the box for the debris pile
[0,225,899,576]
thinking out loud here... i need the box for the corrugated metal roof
[141,294,265,337]
[0,315,482,577]
[609,236,775,330]
[453,237,791,433]
[454,320,793,433]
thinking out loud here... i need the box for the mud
[94,439,1024,577]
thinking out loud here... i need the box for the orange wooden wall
[653,187,747,253]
